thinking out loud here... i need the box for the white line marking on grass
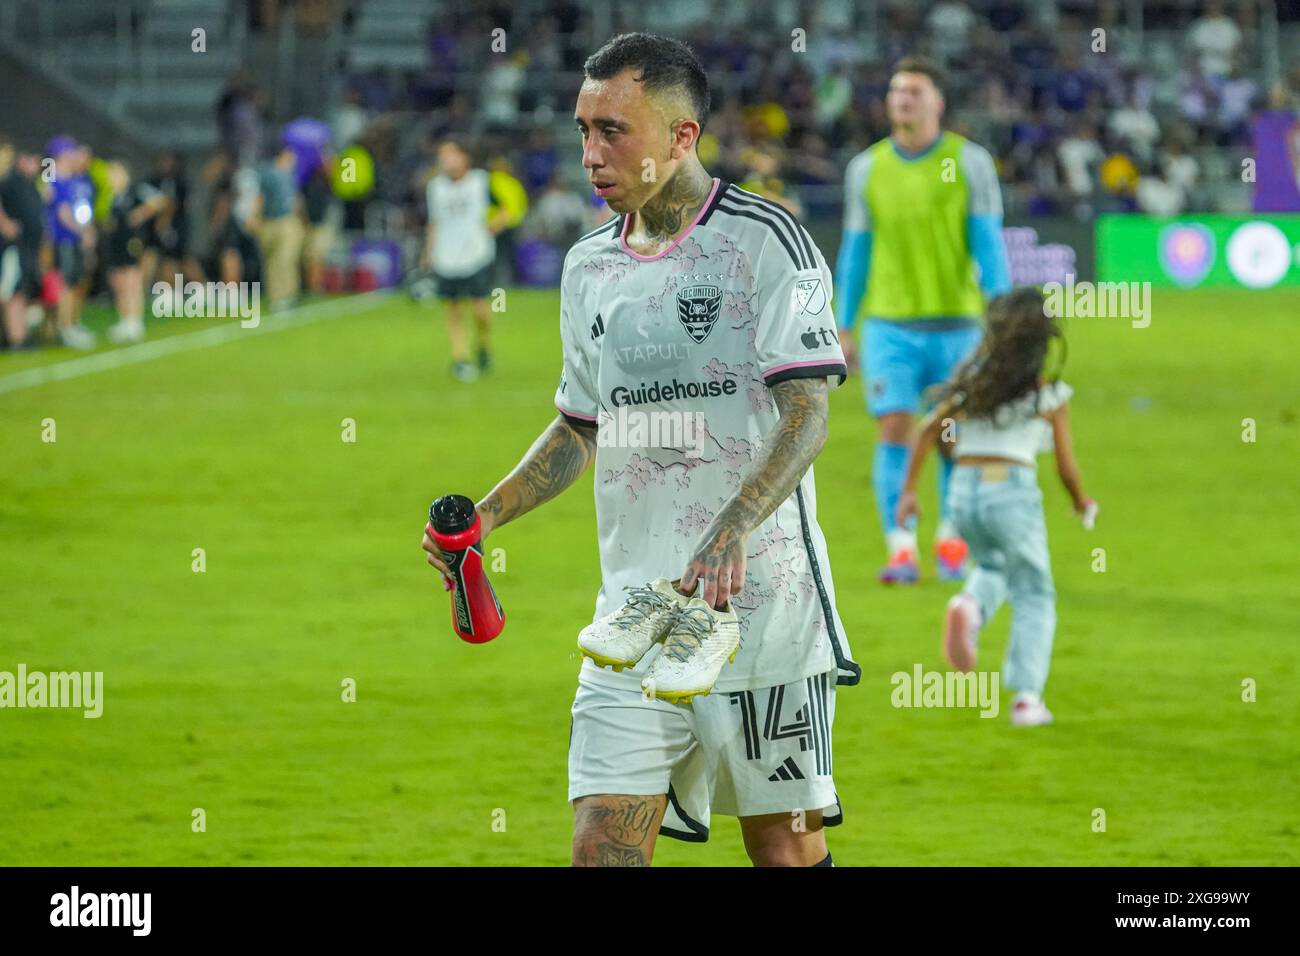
[0,290,394,396]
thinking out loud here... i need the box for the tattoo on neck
[636,162,713,246]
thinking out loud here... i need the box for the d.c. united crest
[676,284,722,343]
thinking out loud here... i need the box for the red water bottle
[427,495,505,643]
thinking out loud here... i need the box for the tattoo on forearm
[478,417,595,530]
[700,377,830,549]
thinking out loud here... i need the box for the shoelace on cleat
[612,585,676,630]
[660,606,717,663]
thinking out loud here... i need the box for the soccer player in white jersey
[421,138,509,382]
[422,33,858,867]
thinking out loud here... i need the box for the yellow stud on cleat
[647,687,713,706]
[577,643,640,672]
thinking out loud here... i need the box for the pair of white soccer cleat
[578,577,741,705]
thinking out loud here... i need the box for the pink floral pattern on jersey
[711,234,755,285]
[743,365,773,413]
[723,293,760,357]
[700,355,769,414]
[749,524,797,562]
[720,288,756,327]
[666,236,708,273]
[771,556,810,607]
[602,450,715,503]
[700,356,736,383]
[674,502,712,537]
[583,254,636,285]
[714,435,756,484]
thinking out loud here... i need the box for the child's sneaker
[451,360,479,382]
[942,593,981,671]
[577,578,685,671]
[642,597,741,704]
[1009,692,1054,727]
[935,537,969,581]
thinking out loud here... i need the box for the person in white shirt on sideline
[421,138,509,382]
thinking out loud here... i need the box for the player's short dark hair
[892,55,945,95]
[584,32,711,129]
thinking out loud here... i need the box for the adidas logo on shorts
[767,756,805,782]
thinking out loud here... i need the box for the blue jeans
[948,464,1056,695]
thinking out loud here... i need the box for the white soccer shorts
[568,666,843,842]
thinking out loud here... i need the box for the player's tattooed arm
[475,415,597,536]
[422,415,594,579]
[681,377,830,609]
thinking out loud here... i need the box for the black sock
[812,852,833,867]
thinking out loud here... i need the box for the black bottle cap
[429,495,477,534]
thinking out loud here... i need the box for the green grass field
[1,287,1296,866]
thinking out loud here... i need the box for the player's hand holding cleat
[577,578,686,671]
[642,592,741,705]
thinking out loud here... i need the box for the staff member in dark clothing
[103,161,167,343]
[0,145,48,349]
[144,150,204,290]
[301,157,337,294]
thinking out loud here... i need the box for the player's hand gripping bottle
[426,495,505,643]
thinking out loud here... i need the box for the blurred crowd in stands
[325,0,1300,220]
[3,0,1298,353]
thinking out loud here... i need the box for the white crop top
[954,381,1073,466]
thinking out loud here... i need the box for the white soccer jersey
[426,169,494,277]
[553,180,860,693]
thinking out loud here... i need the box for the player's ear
[670,118,700,161]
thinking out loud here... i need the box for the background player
[102,161,167,344]
[896,288,1096,727]
[420,138,510,382]
[45,137,99,350]
[422,32,857,866]
[835,57,1012,585]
